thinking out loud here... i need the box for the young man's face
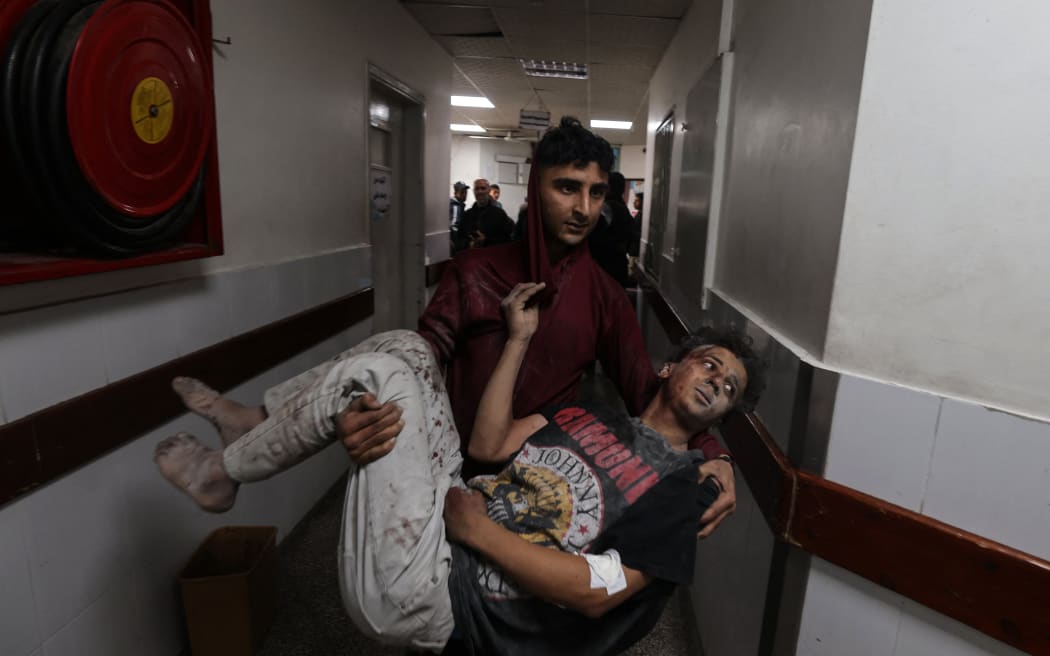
[490,187,501,201]
[538,161,609,251]
[659,345,748,428]
[633,195,642,211]
[454,188,468,202]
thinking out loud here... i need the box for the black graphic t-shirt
[447,403,720,656]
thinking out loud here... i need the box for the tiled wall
[0,247,372,656]
[794,374,1049,655]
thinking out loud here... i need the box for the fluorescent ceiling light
[590,120,633,130]
[451,95,494,108]
[451,123,486,133]
[520,59,588,79]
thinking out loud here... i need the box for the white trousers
[223,330,463,651]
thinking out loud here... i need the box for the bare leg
[172,377,267,446]
[153,433,239,512]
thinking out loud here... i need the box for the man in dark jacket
[588,172,635,287]
[456,178,515,251]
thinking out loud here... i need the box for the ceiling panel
[590,63,653,86]
[492,8,587,43]
[404,0,586,11]
[404,4,499,35]
[437,36,513,58]
[511,40,588,63]
[589,14,679,47]
[589,43,664,67]
[456,58,532,89]
[589,0,692,19]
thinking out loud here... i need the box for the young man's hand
[337,393,404,465]
[697,458,736,538]
[500,282,546,343]
[443,488,490,544]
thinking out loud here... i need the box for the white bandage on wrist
[583,549,628,595]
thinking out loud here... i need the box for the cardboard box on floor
[179,526,278,655]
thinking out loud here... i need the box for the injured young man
[154,282,764,655]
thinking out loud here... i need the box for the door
[644,113,674,280]
[368,69,425,331]
[666,58,722,326]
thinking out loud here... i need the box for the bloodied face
[537,161,608,259]
[658,345,748,429]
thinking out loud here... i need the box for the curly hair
[534,116,615,173]
[667,325,767,414]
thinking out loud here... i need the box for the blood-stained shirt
[447,403,721,656]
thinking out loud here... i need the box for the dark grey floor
[258,363,694,655]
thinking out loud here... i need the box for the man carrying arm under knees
[154,283,764,654]
[343,117,739,537]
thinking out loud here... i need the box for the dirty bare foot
[154,433,239,512]
[172,377,266,446]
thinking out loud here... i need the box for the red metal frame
[0,0,223,286]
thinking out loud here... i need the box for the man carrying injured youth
[154,282,765,655]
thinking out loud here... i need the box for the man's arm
[469,282,549,463]
[444,488,651,619]
[339,262,466,463]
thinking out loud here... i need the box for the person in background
[588,171,634,287]
[629,192,643,259]
[489,183,503,208]
[449,181,469,254]
[456,178,515,251]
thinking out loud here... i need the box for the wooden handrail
[639,276,1050,655]
[0,288,374,507]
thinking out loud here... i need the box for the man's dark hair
[608,172,626,198]
[534,116,615,173]
[668,326,767,413]
[635,192,644,202]
[490,184,500,191]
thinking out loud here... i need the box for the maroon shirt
[417,242,728,460]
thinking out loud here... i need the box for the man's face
[491,187,501,201]
[454,188,467,203]
[537,161,608,251]
[659,346,748,428]
[633,195,642,211]
[473,180,491,206]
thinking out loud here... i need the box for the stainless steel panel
[664,58,723,329]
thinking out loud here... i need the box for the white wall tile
[0,504,41,656]
[796,559,904,656]
[922,400,1050,560]
[824,375,942,510]
[42,577,141,656]
[20,448,136,637]
[0,303,109,421]
[893,600,1025,656]
[170,276,235,356]
[95,287,182,382]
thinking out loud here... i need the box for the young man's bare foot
[172,377,266,446]
[154,433,239,512]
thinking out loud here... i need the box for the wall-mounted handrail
[639,277,1050,656]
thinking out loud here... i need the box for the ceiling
[401,0,692,146]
